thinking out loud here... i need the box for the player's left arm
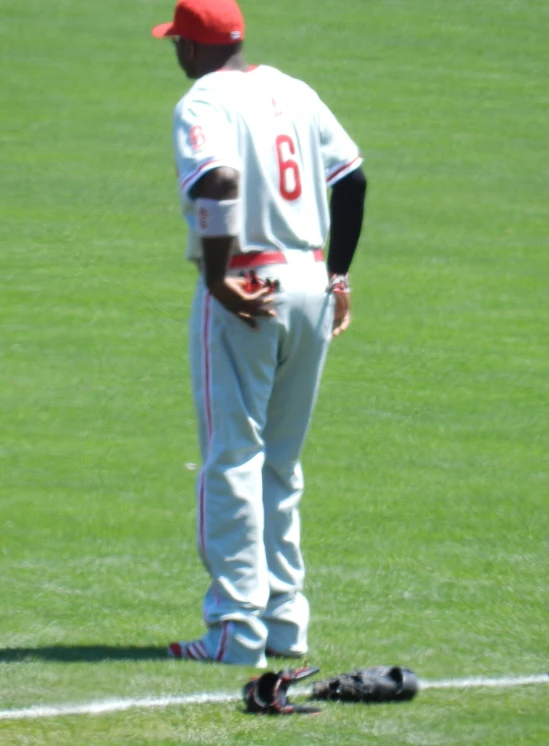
[328,166,367,337]
[192,168,275,329]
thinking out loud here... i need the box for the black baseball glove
[311,665,418,703]
[243,666,322,715]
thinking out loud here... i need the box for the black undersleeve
[328,167,367,275]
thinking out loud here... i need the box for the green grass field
[1,0,548,743]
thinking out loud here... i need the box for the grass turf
[1,0,548,743]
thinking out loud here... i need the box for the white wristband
[195,198,241,237]
[328,273,351,293]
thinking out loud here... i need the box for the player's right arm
[328,167,367,336]
[315,95,367,336]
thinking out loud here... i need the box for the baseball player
[152,0,367,667]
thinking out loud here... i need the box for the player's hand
[207,276,276,329]
[332,290,351,337]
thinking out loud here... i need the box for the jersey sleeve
[315,96,363,188]
[173,95,241,199]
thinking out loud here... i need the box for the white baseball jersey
[170,64,363,667]
[173,64,362,262]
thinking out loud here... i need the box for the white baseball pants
[188,249,334,666]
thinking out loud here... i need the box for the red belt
[229,248,324,269]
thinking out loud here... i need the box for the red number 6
[275,134,302,201]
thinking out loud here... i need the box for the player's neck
[218,50,248,72]
[198,49,248,77]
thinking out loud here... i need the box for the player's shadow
[0,645,168,664]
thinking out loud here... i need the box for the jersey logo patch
[189,125,206,151]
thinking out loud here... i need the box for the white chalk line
[1,674,548,721]
[419,674,549,690]
[0,693,238,721]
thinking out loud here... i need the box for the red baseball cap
[152,0,245,45]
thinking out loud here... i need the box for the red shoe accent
[168,640,211,661]
[168,642,183,658]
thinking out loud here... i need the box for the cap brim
[151,22,176,38]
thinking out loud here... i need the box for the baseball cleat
[168,639,212,661]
